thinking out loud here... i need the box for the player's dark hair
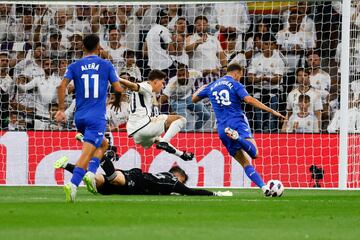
[194,15,208,23]
[148,69,166,81]
[306,49,320,58]
[83,34,100,52]
[298,94,310,103]
[170,166,189,183]
[261,32,276,42]
[227,63,244,73]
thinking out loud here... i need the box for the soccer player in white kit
[119,69,194,161]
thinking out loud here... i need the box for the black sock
[64,163,75,173]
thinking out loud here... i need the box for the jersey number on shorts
[212,90,231,106]
[130,92,146,113]
[81,74,99,98]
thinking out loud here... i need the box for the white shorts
[132,115,168,148]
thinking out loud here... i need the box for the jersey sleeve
[108,62,119,83]
[196,85,209,99]
[234,82,250,100]
[64,63,74,80]
[138,82,153,96]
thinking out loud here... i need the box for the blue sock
[244,165,265,188]
[88,157,100,174]
[71,167,86,187]
[237,137,257,158]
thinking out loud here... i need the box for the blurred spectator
[224,32,246,67]
[173,16,187,35]
[281,2,316,40]
[167,4,184,33]
[135,5,159,53]
[282,68,322,132]
[0,4,14,42]
[144,9,177,78]
[66,31,83,61]
[0,51,14,129]
[307,50,330,105]
[286,94,319,133]
[65,5,92,35]
[276,11,316,93]
[327,94,360,133]
[51,8,71,49]
[170,33,189,66]
[248,33,285,132]
[118,49,141,82]
[314,2,340,58]
[96,7,117,48]
[118,5,139,51]
[160,64,210,130]
[11,74,35,129]
[214,2,250,51]
[16,58,61,130]
[8,111,26,131]
[184,4,216,32]
[245,17,271,59]
[47,29,66,59]
[8,6,35,42]
[185,15,227,76]
[105,25,127,69]
[13,43,46,80]
[106,91,129,131]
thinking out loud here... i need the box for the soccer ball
[267,180,284,197]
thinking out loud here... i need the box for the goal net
[0,0,358,189]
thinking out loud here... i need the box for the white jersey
[126,82,153,136]
[327,107,360,133]
[309,69,331,104]
[286,113,319,133]
[286,87,323,115]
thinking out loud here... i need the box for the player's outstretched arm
[118,78,139,92]
[55,78,70,123]
[111,81,125,93]
[243,95,285,119]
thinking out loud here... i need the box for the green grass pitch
[0,187,359,240]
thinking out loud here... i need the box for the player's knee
[101,138,109,150]
[177,116,187,127]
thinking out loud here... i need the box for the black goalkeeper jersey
[97,168,214,196]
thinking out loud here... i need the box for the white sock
[162,117,186,142]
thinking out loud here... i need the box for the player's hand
[271,110,286,119]
[55,111,67,123]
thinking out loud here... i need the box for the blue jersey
[64,55,119,121]
[198,75,252,156]
[197,75,250,128]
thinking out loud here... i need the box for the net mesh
[0,1,358,188]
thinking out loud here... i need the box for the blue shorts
[75,117,106,148]
[218,122,253,157]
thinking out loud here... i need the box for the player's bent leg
[233,150,271,197]
[163,115,186,142]
[225,127,259,159]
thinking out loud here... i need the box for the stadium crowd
[0,2,359,133]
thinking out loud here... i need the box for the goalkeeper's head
[83,34,100,55]
[226,63,244,82]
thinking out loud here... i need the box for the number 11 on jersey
[81,74,99,98]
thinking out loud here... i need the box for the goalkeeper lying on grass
[54,148,232,197]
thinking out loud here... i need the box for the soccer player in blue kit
[55,34,123,202]
[192,63,285,196]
